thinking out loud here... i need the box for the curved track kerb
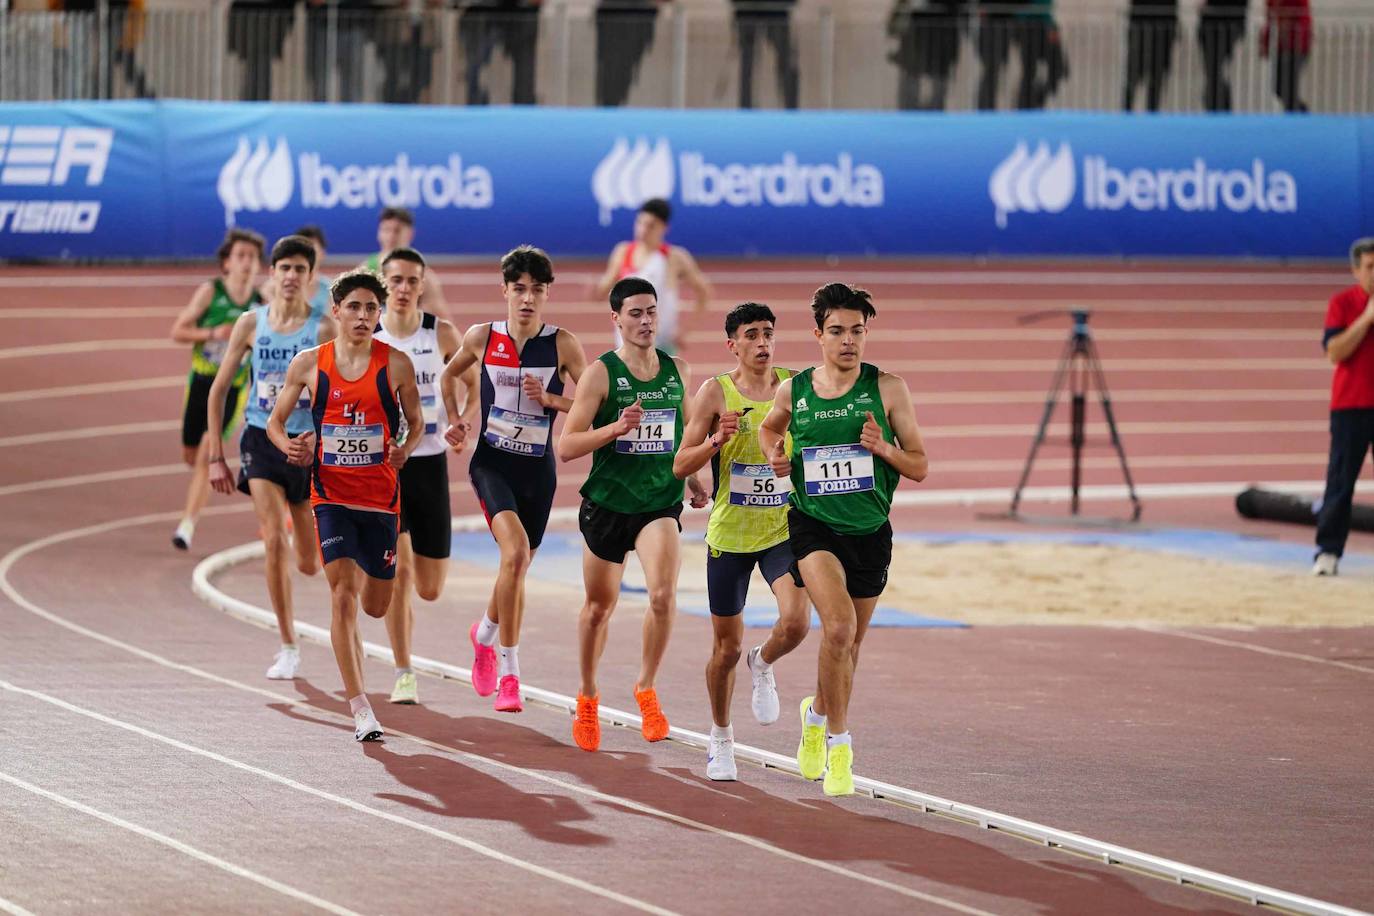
[192,518,1361,916]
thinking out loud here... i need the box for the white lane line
[0,376,184,404]
[0,339,177,360]
[919,388,1326,405]
[0,510,993,914]
[477,299,1321,316]
[0,769,362,915]
[890,479,1374,509]
[670,328,1319,344]
[922,420,1325,439]
[1132,627,1374,675]
[0,421,180,449]
[0,464,188,498]
[0,896,36,916]
[945,453,1326,474]
[0,681,680,916]
[0,269,1346,288]
[193,540,1363,916]
[690,358,1326,373]
[0,307,181,319]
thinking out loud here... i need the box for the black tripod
[1006,310,1141,522]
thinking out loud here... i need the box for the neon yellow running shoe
[389,671,418,705]
[797,696,826,780]
[823,742,854,796]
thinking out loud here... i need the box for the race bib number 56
[801,444,874,496]
[615,408,676,455]
[321,423,385,467]
[729,462,791,507]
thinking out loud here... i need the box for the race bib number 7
[321,423,385,467]
[615,408,676,455]
[485,406,550,457]
[801,444,874,496]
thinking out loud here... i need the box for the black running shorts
[578,498,683,564]
[787,507,892,599]
[236,424,311,504]
[182,371,245,448]
[399,452,451,559]
[469,449,557,550]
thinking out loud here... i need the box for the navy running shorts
[470,449,557,550]
[705,540,795,617]
[314,503,400,580]
[237,424,311,504]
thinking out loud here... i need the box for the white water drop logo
[217,136,294,226]
[989,141,1074,228]
[591,136,674,226]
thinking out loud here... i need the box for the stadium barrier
[0,100,1368,261]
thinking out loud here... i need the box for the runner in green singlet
[557,276,709,752]
[674,302,811,781]
[167,227,264,550]
[758,283,929,797]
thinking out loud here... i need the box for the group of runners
[173,201,928,797]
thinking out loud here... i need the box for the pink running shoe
[494,675,523,713]
[469,621,498,697]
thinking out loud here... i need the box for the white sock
[750,646,772,671]
[497,644,519,678]
[827,731,852,748]
[710,723,733,740]
[476,615,499,647]
[348,695,370,716]
[395,666,412,678]
[805,702,827,728]
[281,643,298,654]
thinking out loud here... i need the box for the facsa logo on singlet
[989,140,1298,229]
[591,137,884,226]
[0,126,112,234]
[218,135,494,227]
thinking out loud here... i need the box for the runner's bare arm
[758,378,793,477]
[522,327,587,414]
[672,246,713,314]
[673,378,731,480]
[205,311,258,492]
[440,323,486,444]
[593,242,629,299]
[674,358,709,506]
[389,350,424,468]
[867,373,928,483]
[557,360,638,461]
[421,271,451,322]
[169,282,217,344]
[267,350,319,465]
[436,319,471,452]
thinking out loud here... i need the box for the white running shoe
[746,646,780,725]
[707,734,737,781]
[354,707,383,742]
[171,519,194,551]
[389,672,418,704]
[265,648,300,680]
[1312,553,1339,576]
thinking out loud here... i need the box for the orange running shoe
[634,687,669,742]
[573,694,600,751]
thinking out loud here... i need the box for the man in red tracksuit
[1314,238,1374,575]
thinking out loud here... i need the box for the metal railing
[2,3,1371,114]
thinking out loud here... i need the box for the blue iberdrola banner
[0,101,1366,260]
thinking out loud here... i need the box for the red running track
[0,259,1370,914]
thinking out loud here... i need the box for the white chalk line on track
[0,768,362,916]
[0,375,184,404]
[0,420,180,449]
[0,680,680,916]
[0,896,36,916]
[0,464,190,498]
[0,509,993,916]
[0,339,178,360]
[1130,627,1374,676]
[191,533,1368,916]
[0,268,1348,288]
